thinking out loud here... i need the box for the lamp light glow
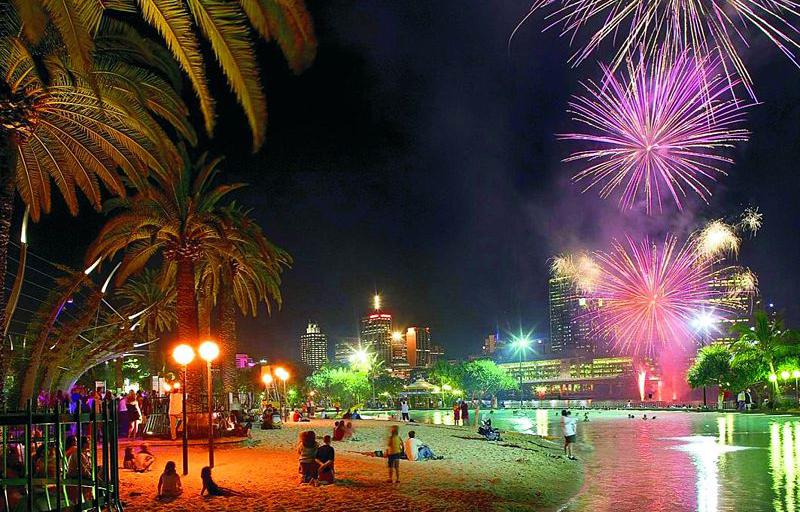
[172,344,195,366]
[199,340,220,362]
[262,374,273,385]
[275,367,289,381]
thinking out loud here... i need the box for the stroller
[478,419,501,441]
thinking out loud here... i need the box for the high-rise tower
[299,321,328,370]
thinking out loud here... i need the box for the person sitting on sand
[133,444,155,472]
[316,435,335,484]
[332,421,345,441]
[342,409,352,420]
[386,425,402,483]
[352,409,362,420]
[404,431,439,461]
[123,446,136,471]
[200,466,236,497]
[157,461,182,500]
[292,409,301,422]
[297,430,319,484]
[343,421,357,441]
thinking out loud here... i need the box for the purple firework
[562,51,749,213]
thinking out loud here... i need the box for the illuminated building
[499,355,642,399]
[334,337,359,364]
[405,326,431,368]
[299,321,328,370]
[707,265,760,344]
[391,331,409,368]
[235,353,253,369]
[429,344,445,365]
[482,333,501,357]
[548,275,604,354]
[360,295,393,364]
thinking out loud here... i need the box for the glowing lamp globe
[769,374,778,383]
[793,370,800,379]
[199,340,220,362]
[781,370,791,380]
[172,344,195,366]
[275,367,289,381]
[262,374,273,385]
[392,331,403,341]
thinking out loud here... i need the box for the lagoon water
[405,408,800,511]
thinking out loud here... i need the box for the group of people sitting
[123,444,155,473]
[332,420,357,441]
[297,431,336,485]
[155,461,236,501]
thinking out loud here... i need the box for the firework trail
[590,234,721,357]
[562,50,749,214]
[551,252,601,292]
[511,0,800,95]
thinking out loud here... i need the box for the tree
[14,0,317,150]
[429,360,464,390]
[687,344,734,405]
[461,360,517,425]
[307,366,370,409]
[199,203,289,392]
[731,311,800,392]
[86,152,243,395]
[0,14,190,403]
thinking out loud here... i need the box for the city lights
[373,294,381,310]
[199,340,220,362]
[172,344,195,366]
[262,373,273,385]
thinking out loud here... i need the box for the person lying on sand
[201,466,238,497]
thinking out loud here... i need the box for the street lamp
[262,373,273,398]
[275,367,289,421]
[793,370,800,403]
[172,344,195,476]
[199,340,219,468]
[512,336,532,408]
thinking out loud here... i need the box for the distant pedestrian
[460,400,470,426]
[745,389,753,410]
[561,410,577,460]
[400,399,410,422]
[386,425,402,483]
[453,402,460,426]
[168,388,183,441]
[737,390,746,411]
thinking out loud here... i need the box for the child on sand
[157,461,182,500]
[453,403,460,426]
[200,466,236,497]
[386,425,402,483]
[297,431,319,484]
[316,435,335,484]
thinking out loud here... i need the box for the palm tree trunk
[0,139,15,408]
[218,292,237,394]
[176,257,200,404]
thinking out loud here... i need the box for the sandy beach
[118,418,582,511]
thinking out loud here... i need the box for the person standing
[737,390,746,411]
[386,425,402,483]
[126,390,142,440]
[168,387,183,441]
[453,402,460,426]
[460,400,470,426]
[400,399,410,422]
[745,389,753,410]
[561,410,577,460]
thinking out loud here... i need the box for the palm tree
[117,268,177,373]
[14,0,317,150]
[0,13,193,403]
[199,203,289,391]
[731,310,800,393]
[86,152,244,394]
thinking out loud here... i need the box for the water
[402,408,800,511]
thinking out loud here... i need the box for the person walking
[400,399,410,422]
[168,387,183,441]
[737,390,746,411]
[386,425,402,483]
[561,410,577,460]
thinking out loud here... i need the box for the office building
[482,333,502,357]
[430,344,445,365]
[360,295,393,364]
[391,331,409,368]
[405,326,431,368]
[707,266,760,344]
[299,321,328,370]
[549,275,604,354]
[334,337,359,364]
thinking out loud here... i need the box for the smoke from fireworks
[590,235,719,357]
[513,0,800,95]
[740,207,763,236]
[562,51,749,214]
[694,220,741,260]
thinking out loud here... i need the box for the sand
[118,418,582,512]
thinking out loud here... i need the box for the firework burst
[562,51,749,213]
[591,235,719,356]
[694,219,741,260]
[513,0,800,95]
[740,206,763,236]
[551,252,600,292]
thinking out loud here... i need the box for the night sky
[23,1,800,361]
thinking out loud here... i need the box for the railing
[0,399,122,511]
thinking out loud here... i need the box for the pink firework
[512,0,800,95]
[562,51,749,213]
[591,234,718,357]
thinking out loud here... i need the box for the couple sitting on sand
[332,420,356,441]
[156,461,238,502]
[298,431,336,485]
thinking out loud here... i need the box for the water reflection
[770,419,800,512]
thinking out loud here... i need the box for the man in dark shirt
[316,435,335,484]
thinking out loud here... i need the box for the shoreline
[119,418,583,511]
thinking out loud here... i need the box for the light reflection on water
[409,408,800,511]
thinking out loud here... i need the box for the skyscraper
[548,276,602,354]
[707,266,760,344]
[334,337,359,364]
[391,331,409,368]
[429,344,445,365]
[299,321,328,370]
[482,333,501,357]
[360,295,393,364]
[405,326,431,368]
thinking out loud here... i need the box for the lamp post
[199,340,220,468]
[512,336,532,408]
[275,367,289,422]
[793,370,800,404]
[262,373,273,402]
[172,344,195,476]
